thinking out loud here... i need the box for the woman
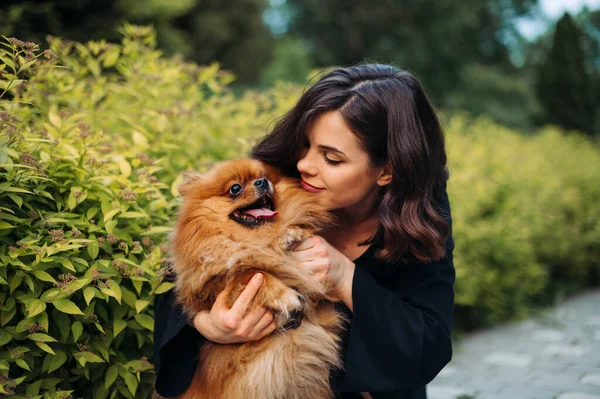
[154,64,455,399]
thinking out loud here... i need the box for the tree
[173,0,275,83]
[284,0,538,105]
[0,0,274,83]
[535,13,596,135]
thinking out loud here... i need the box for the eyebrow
[318,144,346,156]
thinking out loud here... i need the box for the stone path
[427,289,600,399]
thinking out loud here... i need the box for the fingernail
[255,273,263,282]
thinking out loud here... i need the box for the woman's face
[296,111,391,213]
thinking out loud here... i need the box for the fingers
[240,305,269,331]
[249,309,275,338]
[293,236,317,252]
[256,320,277,340]
[229,273,264,316]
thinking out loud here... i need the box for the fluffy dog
[169,159,344,399]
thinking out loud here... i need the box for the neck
[328,192,380,244]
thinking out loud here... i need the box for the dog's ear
[178,170,204,196]
[260,162,283,184]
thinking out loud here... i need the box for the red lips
[301,180,324,193]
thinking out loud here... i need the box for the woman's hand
[292,235,355,302]
[191,273,277,344]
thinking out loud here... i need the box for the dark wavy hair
[251,64,450,263]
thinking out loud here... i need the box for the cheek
[322,170,373,205]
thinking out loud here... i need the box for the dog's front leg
[225,272,305,331]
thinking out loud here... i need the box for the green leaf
[105,365,119,389]
[39,311,49,332]
[122,287,137,308]
[143,226,172,235]
[80,351,105,363]
[32,270,56,283]
[0,186,32,194]
[9,275,21,293]
[171,173,185,197]
[123,371,138,397]
[95,322,105,333]
[113,319,127,337]
[40,288,63,302]
[103,208,121,223]
[48,111,61,128]
[119,211,148,219]
[36,341,55,355]
[132,130,148,147]
[100,280,122,304]
[132,279,143,295]
[16,358,31,371]
[71,321,83,342]
[28,300,46,318]
[25,378,43,397]
[0,221,15,229]
[86,207,99,221]
[41,377,62,389]
[65,277,92,294]
[0,329,11,346]
[135,299,150,313]
[47,351,67,373]
[58,258,76,272]
[105,220,117,234]
[53,299,84,315]
[115,156,131,177]
[83,286,96,305]
[7,193,22,207]
[154,282,175,294]
[23,274,35,291]
[87,240,99,260]
[134,314,154,331]
[1,306,17,326]
[29,333,57,342]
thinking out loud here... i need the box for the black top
[153,189,455,399]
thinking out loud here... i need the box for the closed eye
[324,154,342,166]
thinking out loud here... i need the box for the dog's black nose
[254,178,268,188]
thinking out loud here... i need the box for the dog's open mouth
[230,195,278,228]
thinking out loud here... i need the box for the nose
[254,178,268,188]
[297,151,317,177]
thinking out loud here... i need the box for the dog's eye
[229,184,243,195]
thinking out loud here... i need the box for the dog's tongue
[243,208,278,219]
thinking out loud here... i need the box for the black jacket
[153,189,455,399]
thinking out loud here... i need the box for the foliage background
[0,0,599,397]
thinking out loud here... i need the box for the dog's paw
[279,226,307,251]
[272,288,305,331]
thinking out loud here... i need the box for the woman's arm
[153,289,206,397]
[335,242,455,392]
[334,189,455,392]
[153,273,277,396]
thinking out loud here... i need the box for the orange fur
[167,159,344,399]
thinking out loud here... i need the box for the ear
[376,163,393,187]
[178,170,204,196]
[259,161,282,184]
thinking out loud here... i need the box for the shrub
[447,115,600,327]
[0,26,295,398]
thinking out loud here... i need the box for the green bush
[0,26,292,398]
[0,27,599,397]
[447,115,600,327]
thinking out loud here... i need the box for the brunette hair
[251,64,450,263]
